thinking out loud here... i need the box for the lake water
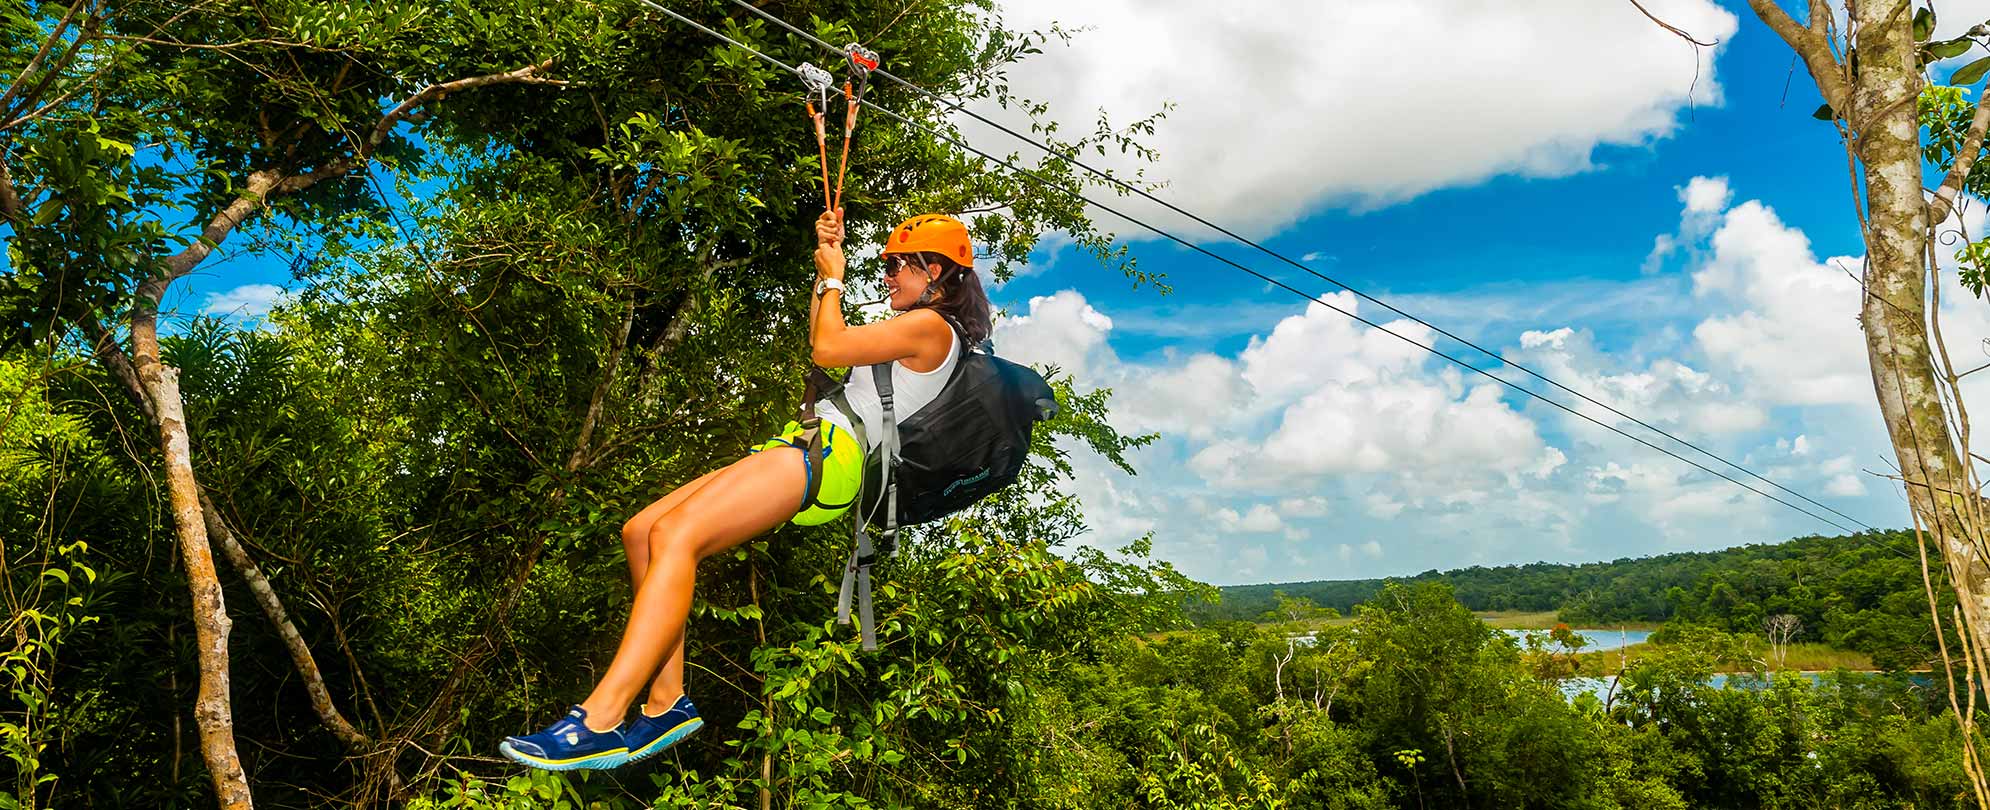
[1500,628,1651,653]
[1292,627,1653,650]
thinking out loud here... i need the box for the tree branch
[367,59,563,156]
[1747,0,1850,111]
[152,59,565,292]
[0,157,24,227]
[141,60,559,290]
[199,493,371,747]
[88,311,390,779]
[1625,0,1720,46]
[153,168,286,292]
[659,254,754,351]
[568,295,636,472]
[1934,94,1990,223]
[4,7,100,129]
[81,314,149,417]
[0,0,87,116]
[124,299,252,809]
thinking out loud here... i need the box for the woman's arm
[810,210,953,369]
[813,308,952,369]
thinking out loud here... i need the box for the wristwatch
[814,276,845,298]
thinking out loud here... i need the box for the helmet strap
[913,261,948,306]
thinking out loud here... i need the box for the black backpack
[857,346,1057,527]
[827,326,1058,649]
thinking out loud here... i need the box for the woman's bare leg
[579,448,804,728]
[621,467,727,585]
[618,468,726,713]
[646,641,688,715]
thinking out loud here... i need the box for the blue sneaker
[624,695,704,764]
[499,706,628,771]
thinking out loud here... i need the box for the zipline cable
[716,0,1879,536]
[633,0,1893,544]
[860,102,1869,539]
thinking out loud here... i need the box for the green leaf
[1915,7,1935,41]
[1812,103,1836,121]
[1934,38,1974,59]
[1955,54,1990,85]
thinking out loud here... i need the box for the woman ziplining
[499,209,991,771]
[498,40,1057,771]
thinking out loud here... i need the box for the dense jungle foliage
[4,0,1987,807]
[1203,531,1952,670]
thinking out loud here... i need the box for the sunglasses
[880,254,928,278]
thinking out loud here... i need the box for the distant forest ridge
[1195,530,1939,667]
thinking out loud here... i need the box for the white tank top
[816,332,961,451]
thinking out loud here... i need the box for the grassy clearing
[1177,610,1663,639]
[1472,610,1560,629]
[1770,643,1875,671]
[1474,611,1664,631]
[1281,610,1581,630]
[1570,641,1875,674]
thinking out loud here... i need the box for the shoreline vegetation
[1202,531,1943,676]
[1214,609,1885,674]
[1571,640,1876,674]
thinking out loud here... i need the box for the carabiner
[798,62,836,110]
[843,44,879,98]
[798,62,837,210]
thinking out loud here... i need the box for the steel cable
[632,0,1900,546]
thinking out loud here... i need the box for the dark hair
[908,251,992,347]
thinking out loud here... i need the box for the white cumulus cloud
[202,283,288,320]
[986,0,1739,234]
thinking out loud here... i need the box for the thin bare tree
[1765,614,1802,671]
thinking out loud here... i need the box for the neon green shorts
[751,420,866,526]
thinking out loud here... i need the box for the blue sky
[160,0,1990,585]
[969,0,1990,584]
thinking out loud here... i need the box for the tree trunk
[1846,0,1990,677]
[1746,0,1990,695]
[91,317,382,784]
[131,317,254,810]
[200,494,370,751]
[43,62,561,807]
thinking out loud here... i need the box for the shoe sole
[623,717,704,764]
[499,740,629,771]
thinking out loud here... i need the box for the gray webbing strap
[837,363,897,651]
[836,517,877,648]
[830,384,865,631]
[873,362,901,541]
[828,387,867,452]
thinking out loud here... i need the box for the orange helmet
[881,214,974,270]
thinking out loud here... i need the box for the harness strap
[799,62,836,210]
[833,82,857,212]
[833,44,878,212]
[837,362,896,651]
[810,47,890,650]
[794,366,857,510]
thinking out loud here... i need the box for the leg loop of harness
[796,422,826,513]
